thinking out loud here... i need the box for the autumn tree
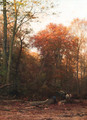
[69,18,87,95]
[0,0,54,85]
[31,23,78,92]
[14,49,40,97]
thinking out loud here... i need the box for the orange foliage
[32,23,77,60]
[30,23,78,84]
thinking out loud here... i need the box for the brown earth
[0,100,87,120]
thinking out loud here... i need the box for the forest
[0,0,87,100]
[0,0,87,120]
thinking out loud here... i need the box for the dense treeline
[0,0,87,99]
[30,21,87,98]
[1,19,87,99]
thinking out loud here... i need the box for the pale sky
[31,0,87,33]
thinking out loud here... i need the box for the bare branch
[0,84,11,89]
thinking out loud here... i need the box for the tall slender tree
[69,18,87,95]
[7,0,17,83]
[3,0,7,82]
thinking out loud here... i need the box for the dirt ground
[0,100,87,120]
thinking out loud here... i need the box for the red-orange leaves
[30,23,78,83]
[31,23,78,64]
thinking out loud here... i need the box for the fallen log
[29,98,55,106]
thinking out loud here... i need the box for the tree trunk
[7,0,17,84]
[3,0,7,82]
[76,47,80,95]
[16,38,23,74]
[14,38,23,91]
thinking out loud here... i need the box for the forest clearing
[0,99,87,120]
[0,0,87,120]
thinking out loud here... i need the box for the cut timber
[29,98,55,106]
